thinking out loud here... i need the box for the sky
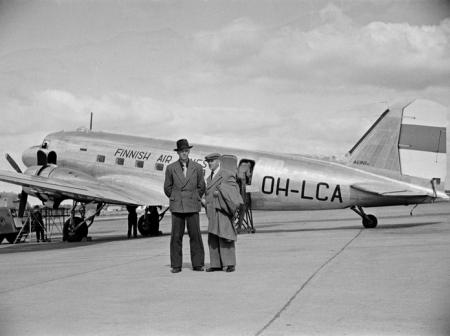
[0,0,449,194]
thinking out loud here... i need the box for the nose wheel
[351,206,378,228]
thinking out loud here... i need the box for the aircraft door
[236,158,255,233]
[238,159,255,185]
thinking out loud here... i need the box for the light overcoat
[164,159,206,213]
[205,168,240,241]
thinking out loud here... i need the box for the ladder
[13,221,31,244]
[234,180,255,233]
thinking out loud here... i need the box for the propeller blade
[18,191,28,217]
[5,153,23,173]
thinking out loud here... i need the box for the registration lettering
[262,176,343,203]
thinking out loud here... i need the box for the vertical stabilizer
[348,99,447,185]
[348,104,402,172]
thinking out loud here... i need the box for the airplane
[0,98,447,242]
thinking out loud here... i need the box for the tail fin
[348,99,447,185]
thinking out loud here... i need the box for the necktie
[182,164,187,177]
[210,170,214,180]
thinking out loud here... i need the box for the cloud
[194,17,264,64]
[2,88,373,159]
[193,6,450,90]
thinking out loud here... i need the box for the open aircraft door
[221,155,255,233]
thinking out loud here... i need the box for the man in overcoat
[164,139,206,273]
[204,153,242,272]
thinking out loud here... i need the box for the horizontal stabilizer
[351,182,433,197]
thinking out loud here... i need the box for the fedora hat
[174,139,193,151]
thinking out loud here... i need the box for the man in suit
[204,153,240,273]
[164,139,206,273]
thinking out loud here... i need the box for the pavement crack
[255,229,363,336]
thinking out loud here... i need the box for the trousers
[208,233,236,268]
[170,212,205,268]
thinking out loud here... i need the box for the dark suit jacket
[164,159,206,213]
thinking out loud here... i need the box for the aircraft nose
[22,145,40,167]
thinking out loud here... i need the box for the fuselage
[22,130,437,210]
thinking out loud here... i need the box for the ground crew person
[127,205,138,239]
[32,206,45,242]
[204,153,242,272]
[164,139,206,273]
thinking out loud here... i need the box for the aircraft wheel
[5,233,18,244]
[63,217,88,242]
[362,214,378,229]
[138,215,151,237]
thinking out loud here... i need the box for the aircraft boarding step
[234,188,256,233]
[13,225,30,244]
[234,182,255,234]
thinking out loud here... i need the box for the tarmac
[1,203,449,336]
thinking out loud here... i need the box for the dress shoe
[193,266,204,271]
[171,268,182,273]
[225,266,235,273]
[205,267,222,272]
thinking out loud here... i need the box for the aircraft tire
[5,233,18,244]
[63,217,88,242]
[362,214,378,229]
[138,215,151,237]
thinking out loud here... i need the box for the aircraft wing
[351,182,433,197]
[0,169,165,206]
[96,174,168,207]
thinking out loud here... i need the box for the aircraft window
[135,160,144,168]
[48,151,57,164]
[41,140,48,149]
[155,163,164,171]
[97,155,105,163]
[115,157,124,165]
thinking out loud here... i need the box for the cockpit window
[41,140,49,149]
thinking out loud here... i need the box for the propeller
[5,154,28,217]
[6,153,22,173]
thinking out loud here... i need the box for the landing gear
[137,206,167,237]
[63,201,105,242]
[351,205,378,228]
[63,217,88,242]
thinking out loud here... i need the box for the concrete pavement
[1,203,449,336]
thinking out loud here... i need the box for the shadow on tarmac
[1,216,446,254]
[251,220,444,234]
[0,233,171,254]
